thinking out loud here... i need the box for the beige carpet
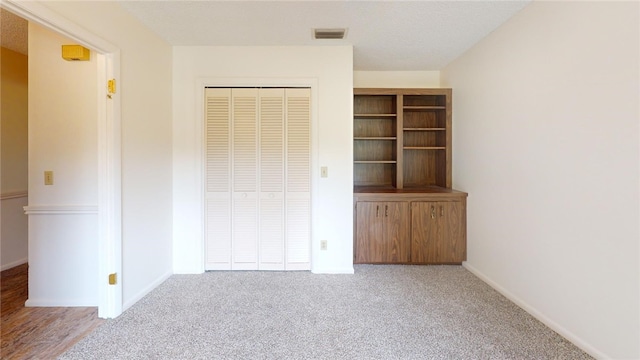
[59,265,592,359]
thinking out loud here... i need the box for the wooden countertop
[354,186,467,200]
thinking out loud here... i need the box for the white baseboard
[1,258,28,272]
[462,261,607,360]
[25,298,97,307]
[122,271,172,312]
[311,266,355,274]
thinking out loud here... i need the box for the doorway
[0,1,122,318]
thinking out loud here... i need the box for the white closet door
[204,88,232,270]
[232,88,259,270]
[285,88,311,270]
[259,89,285,270]
[205,87,310,271]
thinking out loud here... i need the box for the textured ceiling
[0,1,531,69]
[1,8,28,55]
[118,0,531,71]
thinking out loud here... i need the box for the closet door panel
[204,89,231,270]
[285,89,311,269]
[231,89,259,269]
[259,89,285,269]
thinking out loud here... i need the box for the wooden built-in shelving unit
[353,88,467,265]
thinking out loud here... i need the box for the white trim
[25,297,97,307]
[196,78,319,274]
[122,271,172,311]
[2,0,123,318]
[286,263,312,271]
[311,267,355,274]
[0,0,116,53]
[0,258,28,272]
[97,51,123,319]
[23,205,99,215]
[462,261,607,360]
[0,191,28,200]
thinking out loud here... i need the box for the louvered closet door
[205,87,310,271]
[205,88,232,270]
[232,89,259,270]
[285,88,311,270]
[259,89,285,270]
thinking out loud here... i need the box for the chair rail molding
[1,191,28,200]
[23,204,99,215]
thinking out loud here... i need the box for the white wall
[33,1,174,309]
[173,46,354,274]
[27,23,98,305]
[1,47,29,270]
[441,2,639,359]
[354,71,440,88]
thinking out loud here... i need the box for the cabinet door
[384,202,411,262]
[411,201,465,264]
[410,202,439,263]
[439,201,465,263]
[355,202,409,263]
[355,202,384,263]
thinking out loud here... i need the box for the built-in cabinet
[354,88,467,264]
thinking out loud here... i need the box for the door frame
[1,0,123,318]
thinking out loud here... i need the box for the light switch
[321,166,328,178]
[44,171,54,185]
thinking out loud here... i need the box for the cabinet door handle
[431,205,436,219]
[440,205,444,217]
[385,205,388,217]
[376,205,379,218]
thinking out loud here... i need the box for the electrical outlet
[44,171,54,185]
[320,240,328,251]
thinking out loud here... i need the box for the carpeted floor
[59,265,592,359]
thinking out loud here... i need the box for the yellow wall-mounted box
[62,45,90,61]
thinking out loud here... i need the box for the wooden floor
[1,264,104,359]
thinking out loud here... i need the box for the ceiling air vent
[313,28,347,40]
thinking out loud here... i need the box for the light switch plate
[320,166,328,178]
[44,171,54,185]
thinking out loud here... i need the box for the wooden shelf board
[403,147,446,150]
[354,113,397,118]
[354,160,397,164]
[403,106,446,110]
[354,185,466,195]
[354,137,397,140]
[403,128,446,131]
